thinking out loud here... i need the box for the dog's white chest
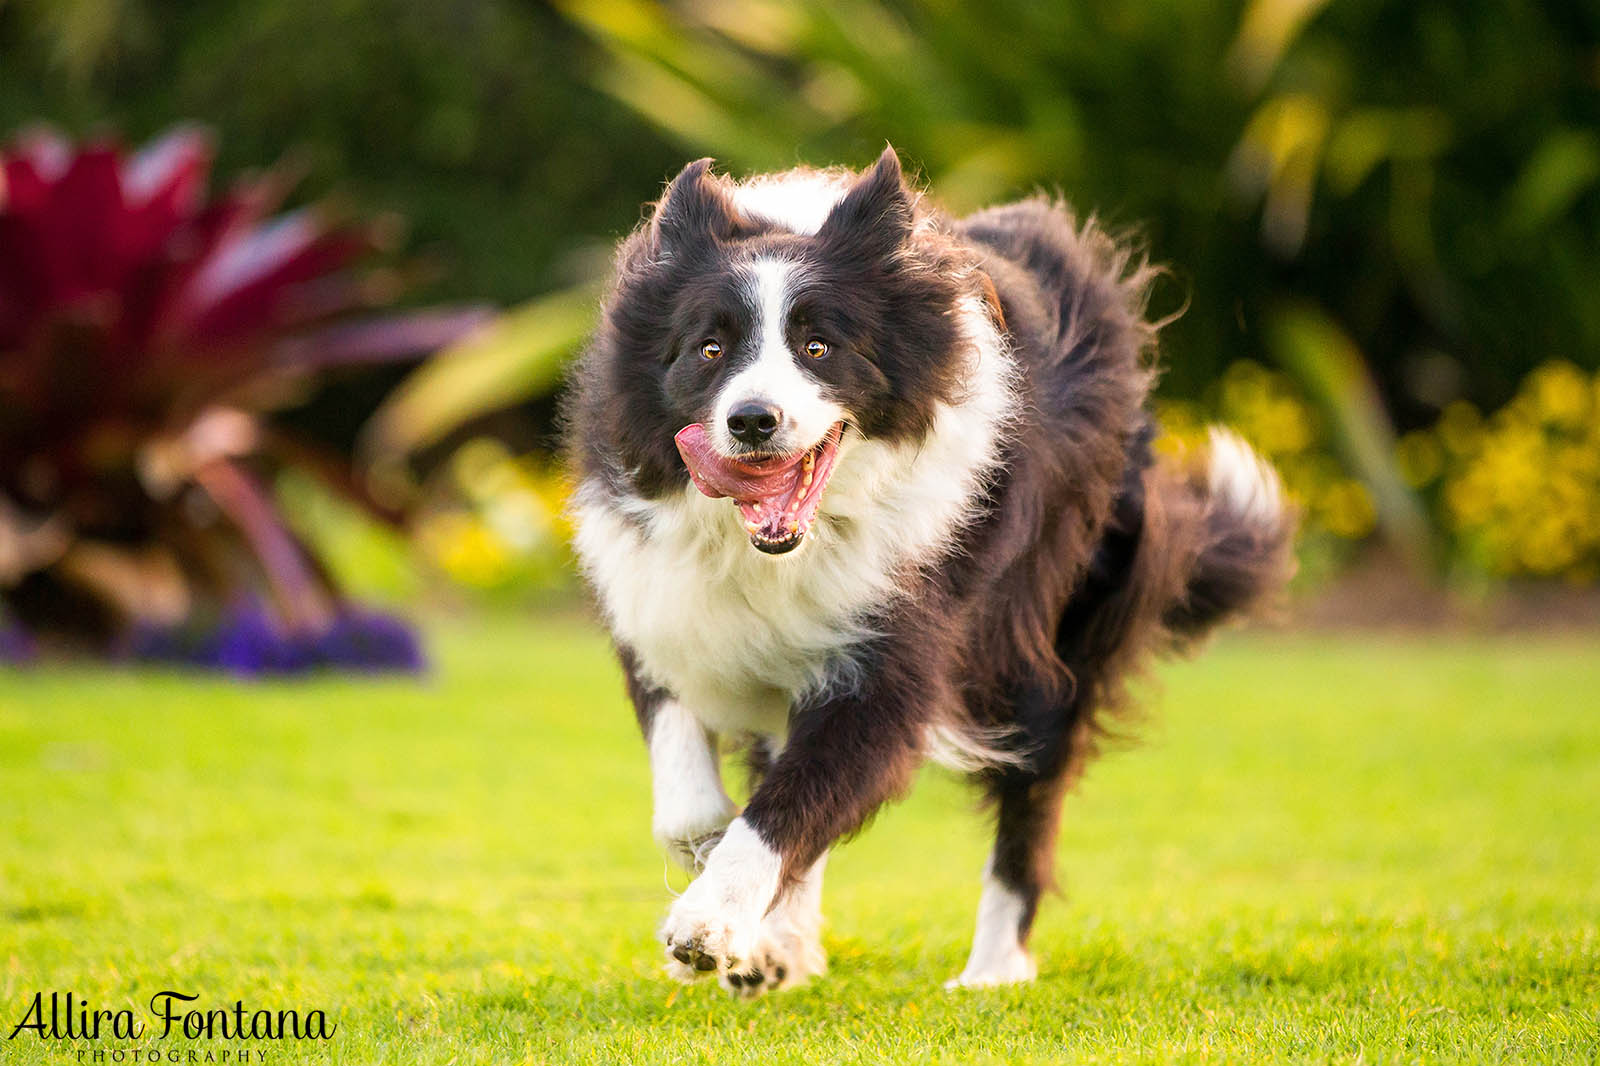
[573,482,890,737]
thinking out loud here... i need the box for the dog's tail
[1054,425,1293,719]
[1159,428,1296,642]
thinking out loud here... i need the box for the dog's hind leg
[949,682,1083,988]
[947,768,1070,987]
[948,439,1194,988]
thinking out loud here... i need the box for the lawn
[1,618,1596,1064]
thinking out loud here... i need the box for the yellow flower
[1526,360,1593,430]
[1436,401,1483,455]
[1444,471,1492,528]
[1395,430,1443,487]
[1518,514,1578,575]
[1318,479,1376,539]
[1257,395,1316,454]
[418,512,511,587]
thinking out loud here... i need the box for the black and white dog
[565,147,1293,995]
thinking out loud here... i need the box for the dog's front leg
[646,698,737,874]
[661,648,938,984]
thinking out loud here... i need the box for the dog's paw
[663,956,702,984]
[718,912,828,998]
[660,880,761,977]
[658,818,782,979]
[944,946,1037,989]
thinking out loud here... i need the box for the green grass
[2,620,1597,1064]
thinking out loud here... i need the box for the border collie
[565,147,1293,995]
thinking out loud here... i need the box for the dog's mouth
[674,422,846,555]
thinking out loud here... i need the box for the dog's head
[577,146,983,555]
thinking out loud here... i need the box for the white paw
[660,874,763,976]
[658,819,781,978]
[718,906,828,998]
[944,945,1037,989]
[948,870,1038,988]
[663,956,702,984]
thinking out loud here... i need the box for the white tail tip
[1205,427,1284,525]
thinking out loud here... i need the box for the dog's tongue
[672,421,854,552]
[674,423,805,541]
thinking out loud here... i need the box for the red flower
[0,126,488,653]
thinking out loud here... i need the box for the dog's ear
[817,146,914,260]
[650,158,738,257]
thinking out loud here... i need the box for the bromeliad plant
[0,126,487,670]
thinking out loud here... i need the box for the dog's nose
[726,402,781,446]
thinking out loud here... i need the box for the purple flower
[0,620,35,664]
[125,602,425,676]
[312,608,427,674]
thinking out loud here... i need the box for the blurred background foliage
[3,0,1598,614]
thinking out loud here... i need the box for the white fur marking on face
[660,817,784,973]
[947,866,1037,988]
[1206,426,1285,525]
[729,172,852,236]
[648,699,737,872]
[713,258,843,456]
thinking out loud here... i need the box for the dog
[564,146,1293,995]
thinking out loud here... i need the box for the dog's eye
[700,340,722,360]
[804,339,828,359]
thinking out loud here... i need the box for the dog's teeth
[787,519,799,533]
[745,521,760,534]
[801,471,814,489]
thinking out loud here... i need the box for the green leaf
[364,283,601,459]
[1505,128,1600,235]
[1267,303,1435,572]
